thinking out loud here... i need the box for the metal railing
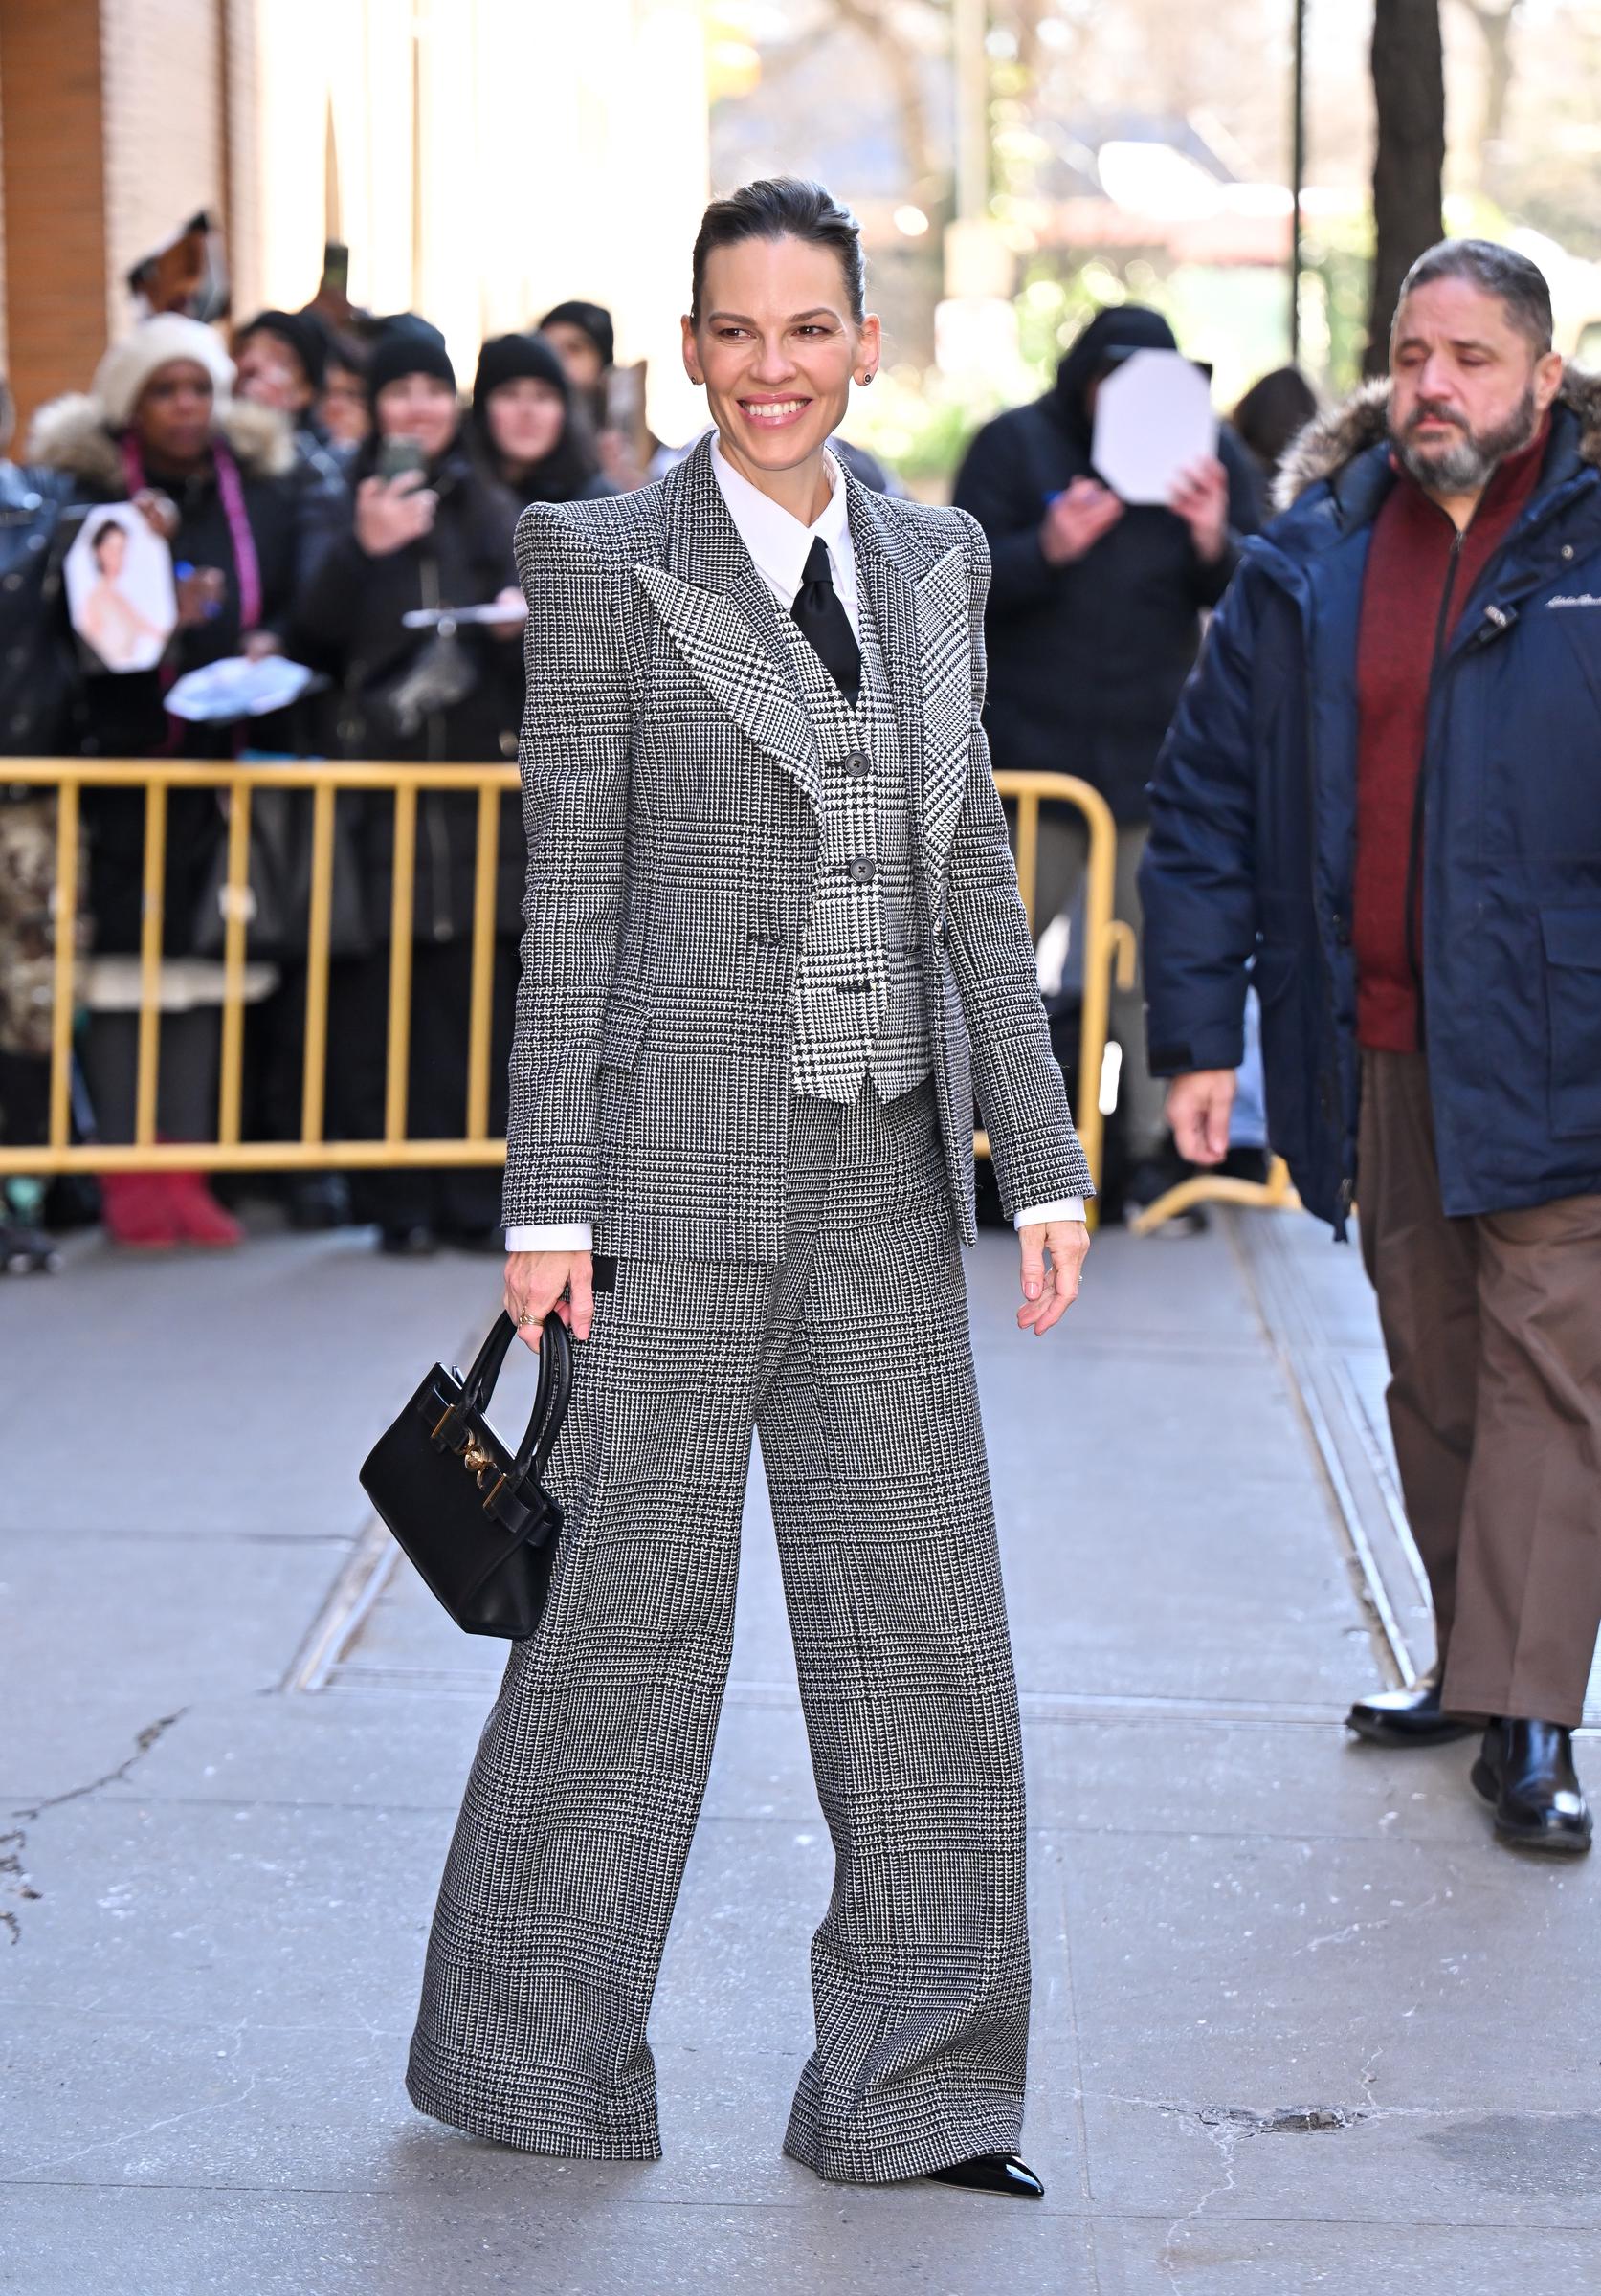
[0,759,1136,1203]
[2,757,516,1174]
[989,769,1137,1211]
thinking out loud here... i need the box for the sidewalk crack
[5,1711,189,1946]
[11,1710,189,1824]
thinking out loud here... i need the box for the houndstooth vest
[781,598,933,1106]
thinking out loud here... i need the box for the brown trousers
[1358,1049,1601,1725]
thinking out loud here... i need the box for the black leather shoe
[1345,1667,1477,1747]
[1472,1719,1592,1855]
[924,2152,1045,2200]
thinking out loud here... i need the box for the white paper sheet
[1090,350,1219,506]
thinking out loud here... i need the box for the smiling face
[374,372,458,462]
[1389,276,1564,496]
[487,376,567,470]
[235,329,312,415]
[682,234,878,493]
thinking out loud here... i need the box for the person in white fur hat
[28,315,346,1250]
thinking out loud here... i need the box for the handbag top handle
[460,1312,573,1489]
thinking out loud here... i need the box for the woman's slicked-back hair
[691,177,867,325]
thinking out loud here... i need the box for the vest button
[842,750,871,776]
[848,857,878,885]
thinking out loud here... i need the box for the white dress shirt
[505,435,1083,1249]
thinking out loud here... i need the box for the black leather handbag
[360,1312,572,1638]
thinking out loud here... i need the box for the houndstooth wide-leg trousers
[406,1081,1031,2184]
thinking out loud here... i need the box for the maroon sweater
[1353,420,1547,1050]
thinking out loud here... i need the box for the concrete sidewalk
[2,1206,1598,2295]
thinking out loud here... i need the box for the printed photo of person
[64,503,177,673]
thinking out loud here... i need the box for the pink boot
[100,1172,183,1250]
[164,1168,244,1248]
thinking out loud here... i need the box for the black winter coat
[28,393,347,953]
[952,312,1260,822]
[292,438,525,941]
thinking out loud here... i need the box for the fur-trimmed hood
[24,390,297,493]
[1272,364,1601,514]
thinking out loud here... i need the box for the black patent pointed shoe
[924,2152,1045,2199]
[1472,1719,1592,1855]
[1345,1666,1478,1747]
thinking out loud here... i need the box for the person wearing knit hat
[90,314,235,431]
[25,315,347,1252]
[536,298,615,433]
[365,315,457,410]
[233,310,347,503]
[537,298,614,378]
[233,310,329,409]
[290,314,529,1256]
[349,316,462,531]
[468,331,616,511]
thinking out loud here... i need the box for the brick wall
[0,0,109,429]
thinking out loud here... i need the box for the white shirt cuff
[504,1222,593,1251]
[1013,1198,1086,1229]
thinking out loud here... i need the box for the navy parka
[1139,371,1601,1232]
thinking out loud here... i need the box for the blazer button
[848,857,878,885]
[842,750,871,777]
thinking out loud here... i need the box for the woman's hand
[355,471,438,558]
[133,487,179,541]
[504,1248,594,1350]
[1015,1217,1089,1336]
[487,585,526,642]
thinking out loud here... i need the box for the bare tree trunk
[1366,0,1446,376]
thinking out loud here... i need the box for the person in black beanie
[233,309,346,497]
[469,331,618,511]
[291,314,526,1255]
[234,309,329,408]
[537,298,615,428]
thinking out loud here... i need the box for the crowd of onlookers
[0,290,661,1263]
[0,254,1315,1270]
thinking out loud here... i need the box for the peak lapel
[634,439,820,814]
[848,475,973,889]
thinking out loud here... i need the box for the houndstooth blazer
[502,433,1092,1262]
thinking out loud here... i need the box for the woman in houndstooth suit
[406,178,1093,2202]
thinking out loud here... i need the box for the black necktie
[791,536,861,709]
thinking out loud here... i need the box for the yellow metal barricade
[0,760,1141,1210]
[0,757,521,1177]
[988,770,1137,1217]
